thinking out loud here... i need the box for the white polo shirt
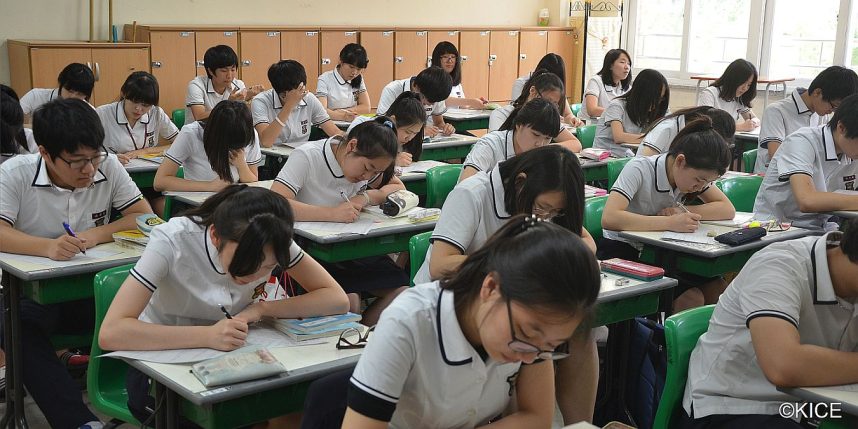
[274,137,380,206]
[754,88,829,173]
[20,88,59,116]
[684,232,858,418]
[348,281,522,428]
[593,98,640,158]
[510,75,529,101]
[488,105,513,132]
[316,68,367,110]
[0,129,38,166]
[754,125,858,230]
[697,86,750,122]
[376,78,447,119]
[0,153,142,238]
[163,121,262,182]
[449,83,465,99]
[131,216,304,327]
[413,167,510,284]
[97,101,179,154]
[636,116,686,157]
[463,130,515,173]
[251,89,331,145]
[184,76,246,126]
[579,76,629,122]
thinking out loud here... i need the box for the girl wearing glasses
[316,43,371,122]
[600,117,735,310]
[431,41,486,110]
[342,215,601,429]
[347,91,427,167]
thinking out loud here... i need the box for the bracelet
[274,116,286,127]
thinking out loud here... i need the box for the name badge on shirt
[301,119,309,135]
[146,131,156,147]
[844,175,856,190]
[353,90,360,102]
[91,210,107,227]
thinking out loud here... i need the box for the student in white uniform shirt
[601,118,735,311]
[316,43,371,121]
[431,41,486,110]
[753,95,858,230]
[680,221,858,429]
[99,185,349,425]
[155,100,262,192]
[0,99,152,429]
[579,49,632,123]
[254,59,340,148]
[271,118,407,325]
[349,91,427,167]
[754,66,858,173]
[593,69,670,158]
[510,53,581,126]
[20,62,95,120]
[697,58,760,133]
[0,87,37,166]
[185,45,263,126]
[376,66,455,137]
[636,106,736,157]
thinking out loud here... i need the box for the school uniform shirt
[635,116,686,157]
[251,89,331,145]
[348,281,521,428]
[683,232,858,419]
[184,76,246,126]
[346,115,371,133]
[274,136,380,206]
[316,68,367,110]
[753,125,858,230]
[0,129,38,166]
[413,167,510,284]
[593,98,641,158]
[579,76,629,122]
[449,83,465,98]
[488,105,513,132]
[0,153,142,238]
[697,86,750,122]
[131,216,304,327]
[376,78,447,119]
[510,75,529,101]
[754,88,829,173]
[463,130,515,173]
[19,88,59,116]
[96,101,179,154]
[163,121,262,182]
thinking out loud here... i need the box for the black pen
[219,304,233,319]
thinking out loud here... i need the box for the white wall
[0,0,562,84]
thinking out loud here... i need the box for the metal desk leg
[764,82,774,107]
[1,274,29,428]
[165,388,179,429]
[153,380,180,429]
[695,80,703,104]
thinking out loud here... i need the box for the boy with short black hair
[376,66,455,137]
[185,44,264,125]
[20,63,95,118]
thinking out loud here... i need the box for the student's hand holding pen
[208,317,249,351]
[424,126,440,138]
[46,234,88,260]
[440,123,455,136]
[228,87,248,102]
[667,211,703,233]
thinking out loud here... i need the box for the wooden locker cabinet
[238,29,281,88]
[427,30,459,67]
[194,30,239,77]
[394,30,428,79]
[518,30,548,80]
[320,29,358,75]
[281,29,321,92]
[147,30,196,115]
[359,30,395,108]
[547,30,581,100]
[488,30,519,102]
[90,48,150,105]
[459,31,490,100]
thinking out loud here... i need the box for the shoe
[60,350,90,368]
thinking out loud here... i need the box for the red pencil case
[600,258,665,281]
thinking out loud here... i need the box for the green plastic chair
[584,195,609,242]
[742,149,758,174]
[171,108,185,129]
[570,103,582,116]
[426,164,463,209]
[652,305,715,429]
[716,175,763,213]
[88,264,141,427]
[162,166,184,220]
[606,157,632,190]
[576,124,597,149]
[408,231,432,286]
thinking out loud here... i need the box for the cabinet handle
[242,60,252,66]
[180,32,192,37]
[382,31,393,36]
[306,31,318,36]
[489,55,497,66]
[86,61,93,70]
[394,56,404,63]
[321,58,331,65]
[196,60,205,67]
[416,31,427,36]
[520,54,527,60]
[224,32,234,37]
[461,55,469,62]
[267,32,279,37]
[95,62,101,81]
[345,31,356,37]
[151,61,162,68]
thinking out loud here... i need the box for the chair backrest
[716,175,763,213]
[570,103,582,116]
[426,164,463,208]
[607,157,632,190]
[652,305,715,429]
[584,195,609,242]
[576,124,597,149]
[408,231,433,286]
[88,264,140,425]
[742,149,758,173]
[171,108,185,130]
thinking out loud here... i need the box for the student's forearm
[100,318,214,351]
[556,335,598,424]
[767,142,781,159]
[602,209,672,232]
[235,163,258,183]
[288,199,340,222]
[154,175,220,192]
[459,166,479,183]
[445,97,484,109]
[584,98,604,118]
[428,254,468,280]
[796,192,858,213]
[761,344,858,388]
[354,99,371,114]
[554,137,582,153]
[0,225,58,257]
[612,130,644,144]
[190,107,210,122]
[80,213,145,245]
[688,201,735,220]
[256,288,350,319]
[258,121,285,148]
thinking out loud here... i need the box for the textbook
[276,313,362,333]
[112,229,149,248]
[269,320,363,342]
[191,345,286,387]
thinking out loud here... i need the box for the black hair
[710,58,758,108]
[644,106,736,147]
[616,68,670,130]
[384,91,426,161]
[839,218,858,263]
[597,49,633,91]
[431,41,462,86]
[200,101,254,182]
[499,98,561,138]
[510,69,565,110]
[1,92,27,155]
[203,45,239,79]
[341,116,400,186]
[808,66,858,103]
[268,60,307,94]
[533,53,566,88]
[667,117,732,176]
[497,145,585,235]
[120,71,159,106]
[33,98,104,159]
[441,214,600,324]
[57,63,95,99]
[829,94,858,139]
[1,84,20,101]
[339,43,369,89]
[185,185,296,278]
[413,66,453,103]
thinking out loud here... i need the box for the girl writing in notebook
[636,106,736,157]
[316,43,371,121]
[698,58,760,132]
[489,71,579,146]
[348,91,427,167]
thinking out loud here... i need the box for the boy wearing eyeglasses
[0,98,152,429]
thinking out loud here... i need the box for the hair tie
[383,120,395,129]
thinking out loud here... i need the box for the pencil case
[600,258,664,281]
[191,345,286,387]
[136,214,165,236]
[380,190,419,217]
[714,227,766,246]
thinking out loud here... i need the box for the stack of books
[268,313,363,341]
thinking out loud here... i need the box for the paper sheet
[701,212,755,227]
[443,108,489,119]
[124,158,159,170]
[0,249,121,268]
[293,218,375,236]
[825,384,858,392]
[661,229,718,245]
[399,160,446,174]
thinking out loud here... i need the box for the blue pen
[62,222,85,254]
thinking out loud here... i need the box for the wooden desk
[691,75,795,107]
[442,108,491,132]
[420,134,479,161]
[125,158,161,189]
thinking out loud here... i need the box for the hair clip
[383,120,395,129]
[520,215,545,231]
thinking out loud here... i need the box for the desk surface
[735,128,761,142]
[0,242,142,281]
[423,134,480,148]
[124,158,161,173]
[166,180,274,206]
[261,145,295,158]
[690,75,796,84]
[294,209,436,244]
[597,272,676,304]
[442,108,492,120]
[781,385,858,417]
